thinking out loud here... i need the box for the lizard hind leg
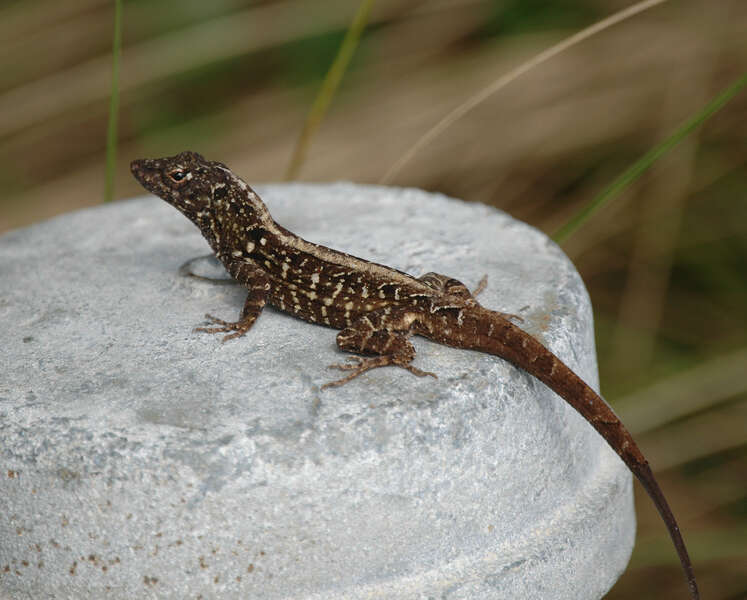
[419,271,523,323]
[418,271,486,305]
[322,311,436,389]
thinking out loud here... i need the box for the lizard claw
[497,311,524,323]
[193,314,249,341]
[322,355,437,389]
[403,365,437,379]
[472,275,488,297]
[327,356,365,372]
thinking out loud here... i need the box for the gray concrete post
[0,184,634,599]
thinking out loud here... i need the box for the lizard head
[130,151,270,233]
[130,151,223,221]
[130,151,273,246]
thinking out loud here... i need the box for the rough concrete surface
[0,183,634,599]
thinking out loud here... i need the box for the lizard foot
[469,276,524,322]
[193,313,250,342]
[497,311,524,323]
[322,355,437,389]
[472,275,488,297]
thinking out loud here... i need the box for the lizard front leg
[322,308,436,389]
[194,262,271,342]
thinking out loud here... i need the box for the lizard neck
[197,182,281,263]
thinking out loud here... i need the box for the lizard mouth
[130,158,163,196]
[130,158,150,182]
[130,155,197,218]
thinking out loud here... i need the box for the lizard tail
[473,316,700,600]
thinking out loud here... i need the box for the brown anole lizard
[131,151,699,599]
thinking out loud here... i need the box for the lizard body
[131,151,699,599]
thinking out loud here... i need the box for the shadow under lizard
[131,151,699,600]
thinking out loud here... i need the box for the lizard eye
[168,169,188,183]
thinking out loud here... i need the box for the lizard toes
[221,330,246,342]
[203,313,232,327]
[405,365,438,379]
[327,356,365,371]
[194,325,226,334]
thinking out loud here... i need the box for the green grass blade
[284,0,375,181]
[104,0,123,203]
[552,72,747,244]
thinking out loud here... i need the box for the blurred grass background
[1,0,745,597]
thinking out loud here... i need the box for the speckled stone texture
[0,184,635,599]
